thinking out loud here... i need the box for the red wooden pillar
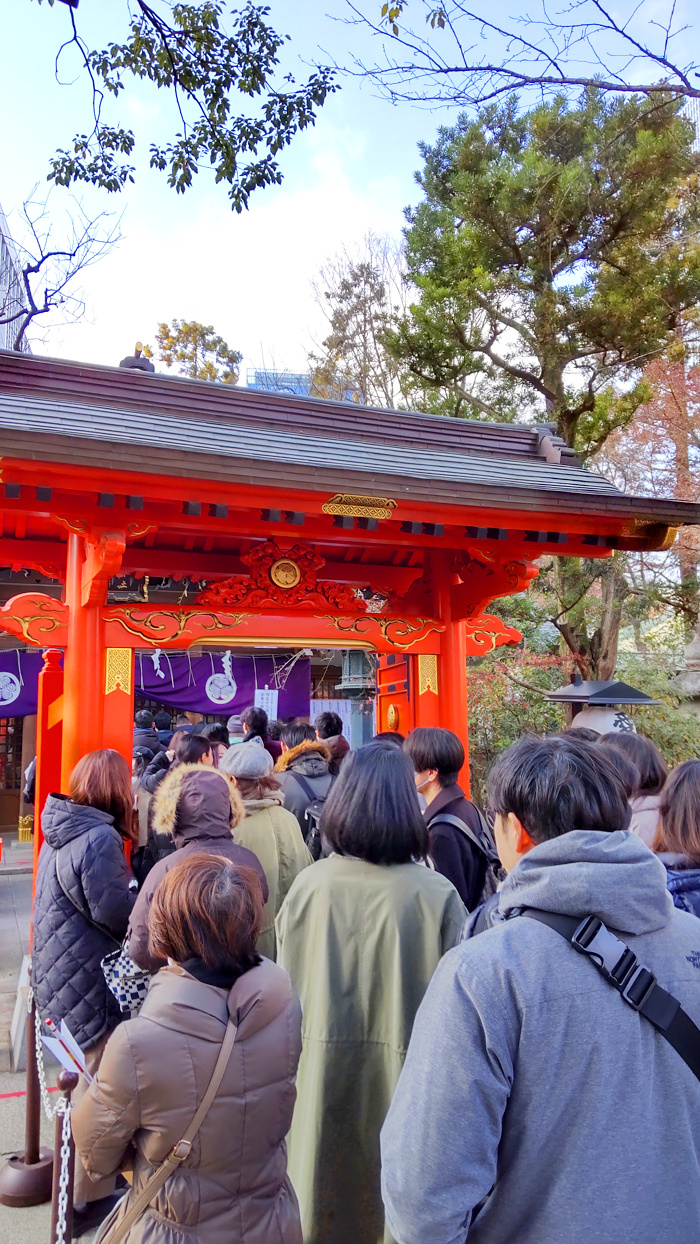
[33,649,64,884]
[103,648,135,765]
[432,552,470,790]
[60,534,105,789]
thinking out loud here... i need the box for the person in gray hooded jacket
[381,733,700,1244]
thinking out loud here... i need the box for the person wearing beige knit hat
[221,739,312,959]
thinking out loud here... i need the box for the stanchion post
[49,1069,79,1244]
[0,997,54,1206]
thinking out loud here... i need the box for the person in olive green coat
[276,741,466,1244]
[220,738,313,959]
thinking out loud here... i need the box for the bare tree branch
[0,191,121,351]
[342,1,700,107]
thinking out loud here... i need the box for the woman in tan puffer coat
[72,853,302,1244]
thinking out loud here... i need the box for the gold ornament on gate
[270,558,302,589]
[387,704,400,731]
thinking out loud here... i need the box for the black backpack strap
[519,908,700,1084]
[291,772,319,803]
[433,811,498,864]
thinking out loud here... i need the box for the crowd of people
[29,703,700,1243]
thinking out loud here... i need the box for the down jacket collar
[141,958,295,1044]
[152,763,245,845]
[41,793,116,849]
[275,740,331,774]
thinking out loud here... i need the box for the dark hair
[281,721,316,749]
[598,732,668,796]
[177,735,212,765]
[488,734,630,843]
[200,722,230,747]
[321,742,427,864]
[234,773,282,802]
[595,744,640,801]
[315,711,343,739]
[404,727,464,788]
[267,719,283,741]
[132,747,154,780]
[241,705,268,738]
[148,853,263,975]
[154,710,172,731]
[134,709,154,730]
[70,749,136,842]
[374,730,406,748]
[567,726,601,742]
[655,759,700,861]
[175,713,192,725]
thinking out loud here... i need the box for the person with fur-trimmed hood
[275,722,334,833]
[127,764,268,973]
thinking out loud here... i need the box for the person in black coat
[32,748,137,1233]
[133,708,166,755]
[404,727,487,910]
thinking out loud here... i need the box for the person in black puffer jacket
[32,748,137,1234]
[653,758,700,918]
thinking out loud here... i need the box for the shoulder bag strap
[290,772,317,803]
[519,908,700,1084]
[55,848,120,948]
[103,1019,238,1244]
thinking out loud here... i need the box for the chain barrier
[53,1099,73,1244]
[30,986,61,1122]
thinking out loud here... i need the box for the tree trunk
[554,557,627,681]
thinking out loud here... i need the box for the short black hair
[404,727,464,788]
[134,709,154,730]
[267,719,283,741]
[567,726,600,742]
[598,732,668,796]
[178,735,212,765]
[241,705,268,736]
[176,714,191,725]
[281,721,316,750]
[315,711,344,739]
[199,722,230,747]
[154,710,172,731]
[321,742,427,864]
[374,731,406,748]
[488,734,630,843]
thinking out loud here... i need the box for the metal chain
[53,1099,73,1244]
[33,991,61,1122]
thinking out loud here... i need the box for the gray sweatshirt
[381,830,700,1244]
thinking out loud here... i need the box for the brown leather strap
[98,1019,237,1244]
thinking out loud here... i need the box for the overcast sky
[1,1,440,378]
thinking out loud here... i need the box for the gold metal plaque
[269,558,302,589]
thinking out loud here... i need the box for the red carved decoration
[196,541,366,614]
[451,553,538,621]
[0,593,69,647]
[463,613,523,655]
[82,530,126,606]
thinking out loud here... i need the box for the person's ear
[281,741,288,753]
[510,814,536,856]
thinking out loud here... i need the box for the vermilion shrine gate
[1,349,699,854]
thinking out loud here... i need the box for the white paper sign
[254,686,279,720]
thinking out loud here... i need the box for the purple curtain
[0,650,310,719]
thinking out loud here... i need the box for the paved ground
[0,869,32,1073]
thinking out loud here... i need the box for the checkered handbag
[101,940,150,1016]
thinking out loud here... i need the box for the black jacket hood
[41,793,116,851]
